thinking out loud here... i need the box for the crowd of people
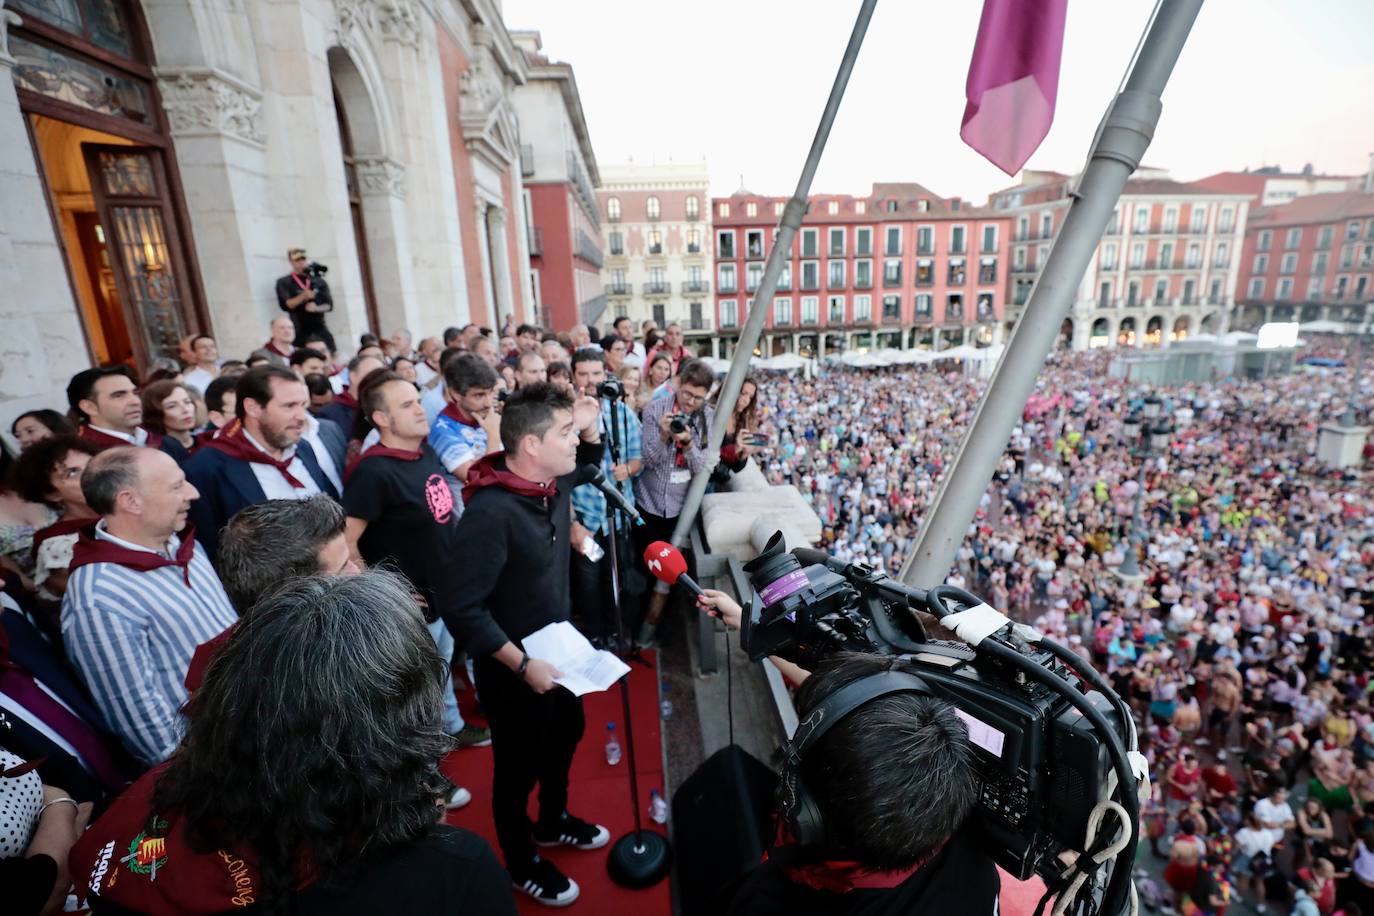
[4,241,1374,914]
[747,348,1374,914]
[0,247,743,913]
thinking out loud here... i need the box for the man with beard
[184,366,338,559]
[67,366,181,460]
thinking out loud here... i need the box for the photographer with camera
[713,375,763,476]
[691,589,995,914]
[275,247,335,351]
[633,359,715,648]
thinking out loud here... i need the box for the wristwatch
[517,653,531,677]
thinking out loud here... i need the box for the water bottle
[660,681,673,720]
[648,789,668,825]
[604,722,621,766]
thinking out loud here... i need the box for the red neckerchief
[29,515,97,562]
[204,428,306,488]
[334,390,359,410]
[342,444,422,485]
[440,402,480,428]
[424,358,440,372]
[79,424,164,450]
[69,524,199,588]
[767,822,946,894]
[265,340,293,357]
[461,454,555,505]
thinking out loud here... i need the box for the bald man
[263,316,297,367]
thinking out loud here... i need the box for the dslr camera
[597,376,624,401]
[668,413,695,436]
[740,533,1138,912]
[303,261,328,280]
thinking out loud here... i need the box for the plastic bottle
[604,722,622,766]
[648,789,668,824]
[660,681,674,720]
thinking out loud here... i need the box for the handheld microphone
[643,541,704,598]
[584,466,645,525]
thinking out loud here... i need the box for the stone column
[486,204,515,330]
[0,2,90,420]
[474,199,497,329]
[355,154,421,335]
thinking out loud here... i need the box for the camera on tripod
[740,532,1137,906]
[303,261,328,280]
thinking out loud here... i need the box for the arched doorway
[1200,311,1221,335]
[1058,317,1074,350]
[14,0,209,370]
[1171,316,1190,342]
[1117,316,1137,347]
[1273,303,1295,323]
[1090,317,1110,349]
[1144,315,1164,347]
[328,48,384,336]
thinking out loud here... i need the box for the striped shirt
[571,398,643,536]
[61,523,237,765]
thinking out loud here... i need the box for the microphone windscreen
[790,547,830,567]
[644,541,688,584]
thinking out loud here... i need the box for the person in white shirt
[181,335,221,395]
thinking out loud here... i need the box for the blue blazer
[183,438,339,562]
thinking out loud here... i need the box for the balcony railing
[528,228,543,257]
[828,277,846,290]
[607,282,632,296]
[882,313,903,324]
[882,275,902,288]
[575,229,603,268]
[643,281,670,295]
[800,279,820,291]
[1011,263,1038,274]
[854,277,872,289]
[719,280,737,293]
[682,279,710,294]
[520,144,534,178]
[566,151,599,230]
[686,316,712,331]
[720,316,738,329]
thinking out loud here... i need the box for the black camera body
[597,376,624,401]
[741,539,1126,883]
[303,261,328,280]
[668,413,693,436]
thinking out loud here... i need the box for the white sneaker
[445,786,472,809]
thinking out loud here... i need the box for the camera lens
[743,531,810,608]
[669,417,687,435]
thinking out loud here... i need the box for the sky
[499,0,1374,204]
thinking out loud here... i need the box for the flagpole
[666,0,879,551]
[898,0,1205,592]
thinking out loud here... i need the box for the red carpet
[441,652,671,916]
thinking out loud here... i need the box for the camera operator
[694,589,997,915]
[275,247,335,351]
[633,358,715,648]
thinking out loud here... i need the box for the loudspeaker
[671,744,779,916]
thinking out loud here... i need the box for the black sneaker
[511,855,580,907]
[533,812,611,850]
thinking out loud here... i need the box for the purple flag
[960,0,1069,176]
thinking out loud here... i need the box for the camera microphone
[584,466,644,526]
[643,541,704,598]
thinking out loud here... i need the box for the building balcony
[800,281,820,292]
[520,144,534,178]
[882,277,902,288]
[882,313,903,324]
[682,280,710,294]
[978,268,998,284]
[607,283,632,297]
[529,228,543,257]
[719,316,738,329]
[854,278,873,289]
[575,229,603,268]
[1011,263,1038,274]
[719,282,738,293]
[643,281,670,296]
[828,278,846,290]
[687,316,713,331]
[686,243,702,254]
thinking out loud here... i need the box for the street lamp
[1116,399,1172,582]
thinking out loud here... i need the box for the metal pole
[900,0,1206,588]
[667,0,880,549]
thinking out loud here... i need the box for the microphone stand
[602,391,673,887]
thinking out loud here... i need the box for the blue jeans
[428,618,465,733]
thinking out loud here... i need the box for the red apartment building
[1235,192,1374,330]
[710,183,1012,358]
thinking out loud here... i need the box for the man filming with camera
[275,246,335,351]
[696,589,1000,915]
[633,358,715,647]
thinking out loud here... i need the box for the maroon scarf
[79,424,164,450]
[333,390,359,411]
[342,444,422,485]
[264,339,293,357]
[203,428,305,488]
[69,525,199,587]
[461,454,556,505]
[29,515,97,562]
[440,402,480,428]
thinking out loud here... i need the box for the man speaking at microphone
[448,382,610,907]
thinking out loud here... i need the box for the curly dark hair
[8,435,102,506]
[154,572,453,911]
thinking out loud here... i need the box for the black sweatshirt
[444,439,603,658]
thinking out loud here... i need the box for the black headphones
[777,669,934,849]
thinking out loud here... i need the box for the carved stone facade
[157,68,265,146]
[355,155,406,199]
[338,0,423,49]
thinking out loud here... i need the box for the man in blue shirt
[569,348,642,647]
[428,354,502,484]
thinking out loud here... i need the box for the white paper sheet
[521,621,630,696]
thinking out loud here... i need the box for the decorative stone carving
[355,156,406,200]
[157,69,265,146]
[0,0,21,68]
[459,41,518,170]
[338,0,422,49]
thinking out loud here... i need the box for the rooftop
[1247,191,1374,228]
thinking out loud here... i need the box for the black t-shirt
[274,272,332,334]
[343,443,462,622]
[726,827,999,916]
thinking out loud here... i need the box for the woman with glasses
[9,436,101,601]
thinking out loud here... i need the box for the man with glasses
[275,247,335,351]
[633,358,716,647]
